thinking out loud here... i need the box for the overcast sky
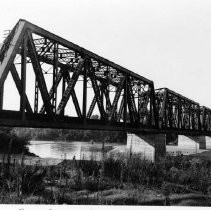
[1,0,211,108]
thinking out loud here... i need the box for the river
[27,136,211,162]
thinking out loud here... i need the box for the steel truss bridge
[0,19,210,136]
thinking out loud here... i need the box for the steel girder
[0,19,157,131]
[0,19,211,134]
[200,106,211,132]
[155,88,201,132]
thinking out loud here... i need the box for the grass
[0,153,210,204]
[0,145,210,205]
[0,128,210,205]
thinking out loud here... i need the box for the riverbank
[0,153,62,166]
[190,150,211,161]
[0,151,211,205]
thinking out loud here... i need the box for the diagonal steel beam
[39,69,63,114]
[160,89,168,127]
[117,97,124,122]
[87,96,97,118]
[0,20,26,88]
[139,91,150,124]
[20,34,27,119]
[127,78,138,123]
[102,87,111,112]
[56,58,84,115]
[71,89,82,118]
[10,64,32,113]
[65,70,82,117]
[108,77,125,121]
[89,65,106,120]
[27,31,54,118]
[34,79,39,113]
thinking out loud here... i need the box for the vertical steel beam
[167,94,173,128]
[149,87,153,127]
[20,36,27,119]
[164,89,168,129]
[188,103,191,130]
[0,84,4,110]
[197,106,201,131]
[192,106,196,130]
[137,83,142,123]
[106,67,110,114]
[82,58,88,121]
[10,64,32,113]
[151,85,158,128]
[124,75,128,125]
[178,98,181,129]
[34,79,39,113]
[27,31,54,118]
[208,111,211,131]
[39,69,63,114]
[100,83,104,105]
[61,73,66,116]
[52,42,58,113]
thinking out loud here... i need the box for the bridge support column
[127,133,166,161]
[186,136,207,150]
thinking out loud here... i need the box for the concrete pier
[185,135,210,150]
[127,133,166,161]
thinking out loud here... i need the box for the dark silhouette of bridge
[0,19,210,134]
[0,19,210,158]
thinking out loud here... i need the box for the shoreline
[189,149,211,161]
[0,148,211,205]
[0,153,63,166]
[1,148,211,167]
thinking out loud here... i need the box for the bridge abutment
[127,133,166,161]
[185,135,208,149]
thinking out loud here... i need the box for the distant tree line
[12,127,127,143]
[0,127,30,154]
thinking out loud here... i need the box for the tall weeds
[0,149,210,204]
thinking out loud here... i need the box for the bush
[0,131,29,154]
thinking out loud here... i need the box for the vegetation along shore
[0,127,210,205]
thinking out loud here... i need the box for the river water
[27,136,211,162]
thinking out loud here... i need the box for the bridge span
[0,19,211,159]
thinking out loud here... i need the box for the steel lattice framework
[0,19,210,135]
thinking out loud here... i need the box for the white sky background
[1,0,211,108]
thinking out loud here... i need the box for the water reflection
[28,140,124,161]
[28,135,210,162]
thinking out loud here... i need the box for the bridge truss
[0,19,210,135]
